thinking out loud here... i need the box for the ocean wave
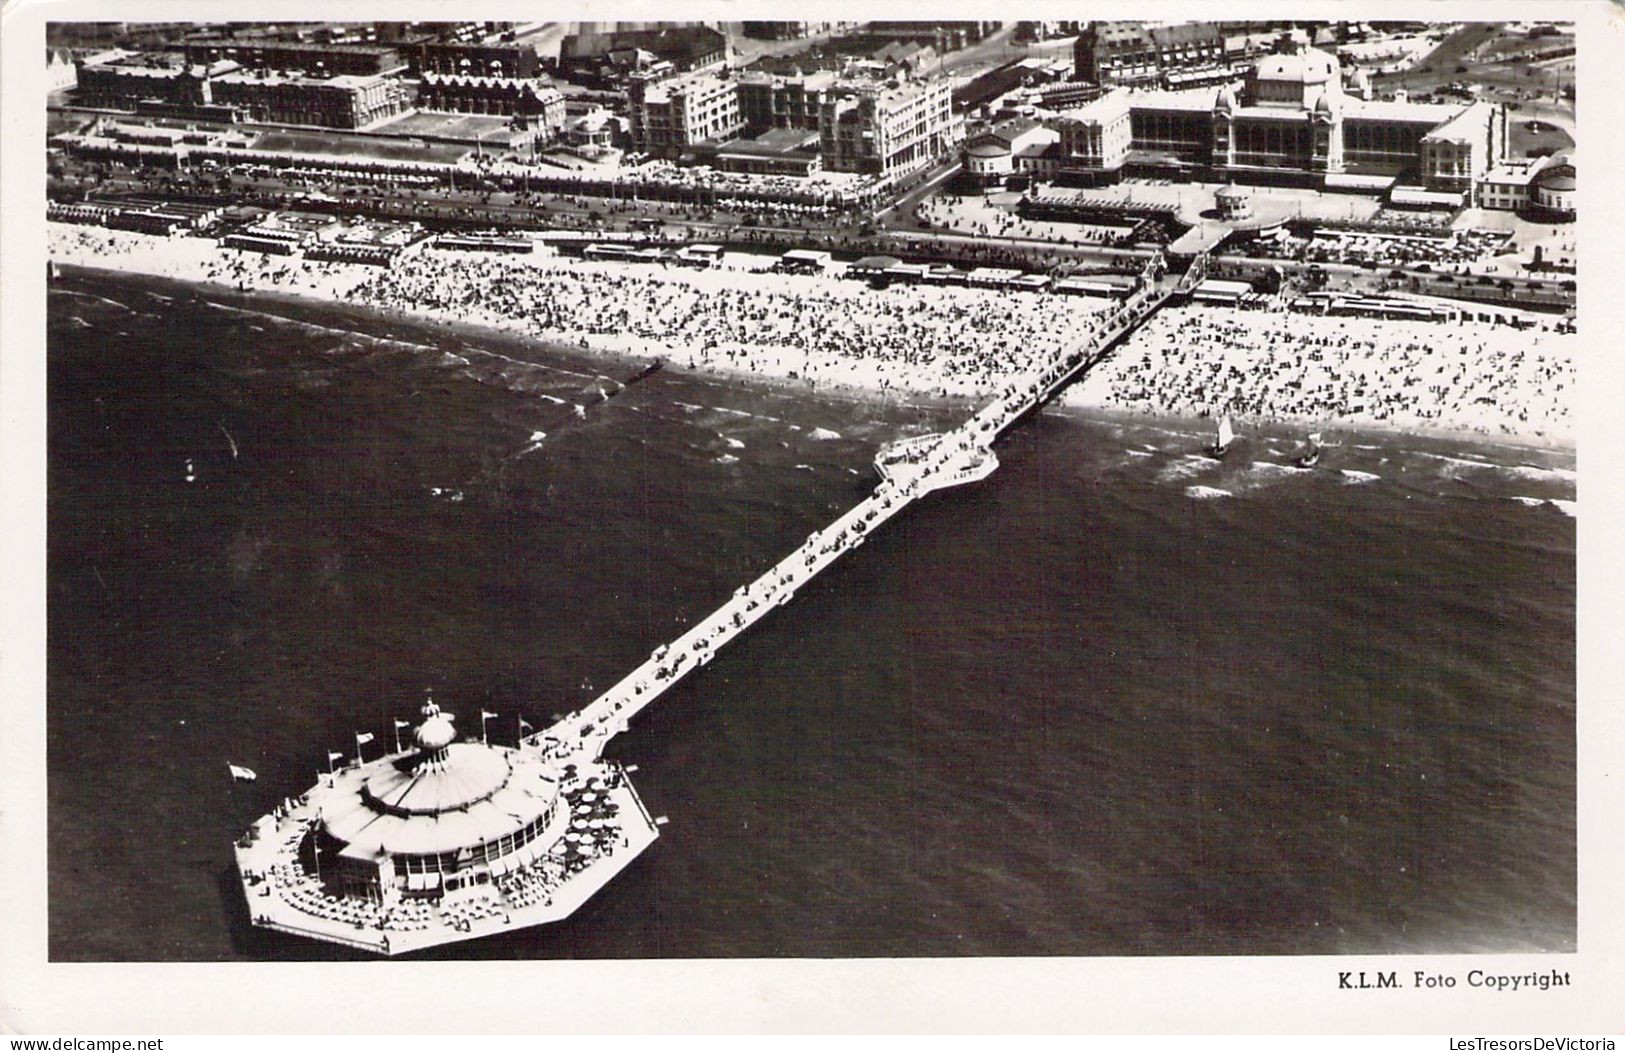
[1339,470,1380,484]
[1124,449,1153,458]
[1156,455,1210,482]
[1511,496,1576,517]
[723,436,746,450]
[1504,464,1577,483]
[715,454,739,466]
[1185,485,1232,500]
[1411,451,1574,484]
[809,427,842,441]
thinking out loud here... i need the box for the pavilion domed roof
[1252,47,1339,86]
[321,740,562,857]
[1533,152,1575,191]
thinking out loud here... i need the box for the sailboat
[1295,431,1323,468]
[1207,415,1235,459]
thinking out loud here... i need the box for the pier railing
[526,272,1174,756]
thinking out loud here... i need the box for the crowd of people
[1070,303,1574,439]
[337,247,1110,400]
[49,221,1572,441]
[1289,226,1515,270]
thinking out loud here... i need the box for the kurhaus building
[1052,32,1504,199]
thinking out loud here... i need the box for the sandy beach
[49,223,1573,443]
[1066,302,1574,443]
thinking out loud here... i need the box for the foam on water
[1156,455,1211,483]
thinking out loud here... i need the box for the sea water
[46,272,1575,961]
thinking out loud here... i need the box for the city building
[416,72,566,130]
[560,102,630,154]
[418,41,542,79]
[1529,150,1575,218]
[1047,32,1501,198]
[690,127,824,177]
[559,26,727,81]
[741,22,837,41]
[819,76,963,180]
[1480,150,1577,218]
[1419,101,1503,197]
[1477,157,1543,212]
[955,58,1070,118]
[627,71,744,156]
[961,117,1060,186]
[870,42,941,78]
[73,51,232,111]
[210,69,413,129]
[737,70,838,133]
[47,48,79,92]
[181,38,409,77]
[1076,21,1226,88]
[857,22,1001,51]
[1051,90,1133,172]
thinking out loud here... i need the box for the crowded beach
[49,222,1573,442]
[1068,303,1573,440]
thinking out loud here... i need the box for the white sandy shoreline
[48,223,1573,448]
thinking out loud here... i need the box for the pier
[530,251,1193,756]
[234,250,1196,955]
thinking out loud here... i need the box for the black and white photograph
[2,0,1619,1036]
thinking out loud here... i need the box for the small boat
[1207,415,1235,459]
[1295,432,1323,469]
[627,359,664,384]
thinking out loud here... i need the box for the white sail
[1307,431,1323,447]
[1216,416,1235,450]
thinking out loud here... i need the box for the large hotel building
[819,77,960,178]
[630,67,963,181]
[1052,32,1502,199]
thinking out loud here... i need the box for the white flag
[228,763,257,783]
[393,720,410,730]
[327,751,344,763]
[481,710,498,721]
[355,732,375,745]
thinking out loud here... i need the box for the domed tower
[1351,67,1372,101]
[1311,88,1345,173]
[1211,84,1239,169]
[412,697,458,765]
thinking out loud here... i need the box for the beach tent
[850,255,902,274]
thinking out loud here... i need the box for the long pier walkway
[527,251,1198,757]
